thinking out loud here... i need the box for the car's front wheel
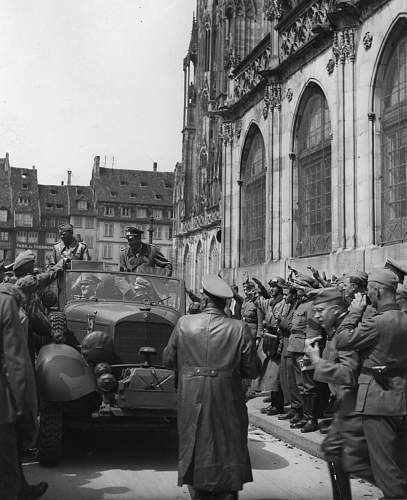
[38,402,63,467]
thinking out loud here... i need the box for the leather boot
[301,394,318,433]
[327,461,352,500]
[289,410,303,424]
[266,390,284,415]
[278,409,296,420]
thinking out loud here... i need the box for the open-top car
[36,261,185,466]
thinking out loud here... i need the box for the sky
[0,0,195,185]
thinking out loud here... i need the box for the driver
[132,276,159,302]
[72,273,99,299]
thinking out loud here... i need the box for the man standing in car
[119,226,172,276]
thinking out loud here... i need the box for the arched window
[376,23,407,243]
[195,241,204,291]
[293,85,331,257]
[240,125,266,265]
[183,245,192,289]
[209,237,219,274]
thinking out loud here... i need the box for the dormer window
[155,193,163,200]
[76,188,83,195]
[140,181,148,187]
[46,203,53,210]
[56,204,63,209]
[130,192,136,198]
[18,196,30,206]
[120,179,128,186]
[110,191,117,198]
[50,189,57,195]
[77,200,87,210]
[22,183,29,191]
[164,182,173,189]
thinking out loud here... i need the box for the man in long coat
[164,274,260,500]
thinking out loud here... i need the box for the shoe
[27,482,48,500]
[291,418,307,428]
[267,406,284,416]
[260,405,272,414]
[278,410,296,420]
[289,412,303,424]
[263,396,272,403]
[301,419,318,433]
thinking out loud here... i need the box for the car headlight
[97,372,117,393]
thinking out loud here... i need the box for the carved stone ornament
[221,122,233,144]
[264,0,282,21]
[233,43,272,100]
[279,0,330,61]
[263,83,282,118]
[332,28,356,64]
[326,58,335,74]
[286,88,293,102]
[182,208,221,235]
[235,119,242,139]
[363,31,373,50]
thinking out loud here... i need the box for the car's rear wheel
[48,311,67,344]
[38,402,63,467]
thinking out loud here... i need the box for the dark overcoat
[163,306,259,492]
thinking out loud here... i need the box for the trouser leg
[280,352,291,406]
[363,415,407,499]
[0,423,20,500]
[288,354,303,411]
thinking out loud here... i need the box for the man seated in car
[72,273,100,299]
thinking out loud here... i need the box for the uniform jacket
[336,303,407,416]
[163,306,260,492]
[287,298,323,354]
[52,238,90,264]
[0,288,26,424]
[119,242,172,276]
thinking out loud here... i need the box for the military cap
[13,250,36,271]
[268,276,286,288]
[344,270,368,285]
[292,273,317,289]
[80,273,100,285]
[397,282,407,298]
[384,257,407,283]
[368,268,398,291]
[59,223,74,233]
[202,274,233,299]
[313,287,346,307]
[125,226,144,238]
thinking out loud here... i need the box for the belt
[362,366,407,377]
[182,367,233,378]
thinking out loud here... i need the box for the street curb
[247,397,325,459]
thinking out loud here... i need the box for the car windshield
[66,271,183,311]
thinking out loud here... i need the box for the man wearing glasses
[119,226,172,276]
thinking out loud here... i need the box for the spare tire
[48,311,67,344]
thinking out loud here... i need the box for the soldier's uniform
[52,238,90,264]
[14,251,65,358]
[163,274,260,500]
[336,269,407,499]
[119,227,172,276]
[287,274,325,432]
[0,286,25,499]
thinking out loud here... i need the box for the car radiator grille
[114,321,173,365]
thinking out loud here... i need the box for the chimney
[153,162,158,172]
[93,155,100,179]
[67,170,72,185]
[32,165,36,169]
[61,180,64,186]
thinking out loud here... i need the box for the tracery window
[209,237,219,274]
[240,125,266,265]
[183,245,192,290]
[293,85,331,257]
[378,27,407,243]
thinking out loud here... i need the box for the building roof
[66,185,97,216]
[38,184,69,217]
[93,167,174,206]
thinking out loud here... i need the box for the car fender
[36,344,97,402]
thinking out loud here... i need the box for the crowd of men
[183,261,407,500]
[1,218,407,499]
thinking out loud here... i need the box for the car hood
[64,301,180,326]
